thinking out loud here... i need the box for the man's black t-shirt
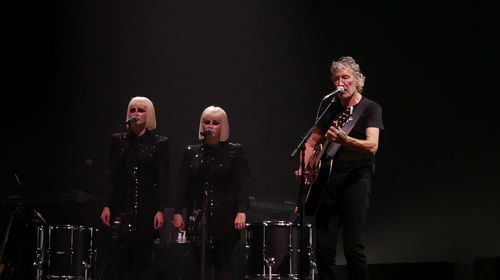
[316,96,384,173]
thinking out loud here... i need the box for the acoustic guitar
[302,106,353,214]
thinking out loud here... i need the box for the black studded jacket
[103,129,169,230]
[176,141,250,242]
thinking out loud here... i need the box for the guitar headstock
[336,106,353,128]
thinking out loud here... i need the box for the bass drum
[245,221,312,279]
[44,225,97,279]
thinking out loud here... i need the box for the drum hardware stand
[33,211,48,280]
[82,260,91,280]
[290,140,310,280]
[0,199,23,280]
[84,227,97,280]
[308,257,316,280]
[33,228,45,280]
[1,175,25,279]
[306,226,316,280]
[264,257,275,280]
[291,95,338,280]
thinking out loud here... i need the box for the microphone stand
[199,143,209,280]
[200,193,207,280]
[290,95,337,279]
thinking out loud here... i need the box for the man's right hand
[294,168,312,186]
[294,168,303,181]
[100,207,111,227]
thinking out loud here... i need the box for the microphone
[126,116,139,126]
[200,130,213,137]
[322,86,344,100]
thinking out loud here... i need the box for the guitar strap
[324,97,369,159]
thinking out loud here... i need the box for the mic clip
[322,86,344,101]
[200,130,213,137]
[126,116,139,127]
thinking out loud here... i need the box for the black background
[2,0,499,274]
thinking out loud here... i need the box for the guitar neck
[313,139,331,166]
[313,110,351,165]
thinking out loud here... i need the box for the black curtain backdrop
[3,0,499,270]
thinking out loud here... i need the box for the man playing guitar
[295,56,384,280]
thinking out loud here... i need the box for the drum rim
[49,224,95,230]
[45,274,84,279]
[248,272,300,277]
[245,220,294,227]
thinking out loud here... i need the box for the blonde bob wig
[126,96,157,130]
[198,106,229,141]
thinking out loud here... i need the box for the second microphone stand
[200,191,207,280]
[290,95,337,279]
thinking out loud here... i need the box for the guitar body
[302,106,353,216]
[304,158,333,216]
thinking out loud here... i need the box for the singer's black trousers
[97,228,154,280]
[315,169,372,280]
[193,238,237,280]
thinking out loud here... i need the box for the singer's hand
[100,207,111,227]
[234,212,246,230]
[172,214,185,232]
[153,211,164,230]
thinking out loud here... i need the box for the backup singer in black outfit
[173,106,249,280]
[296,56,384,280]
[100,96,169,280]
